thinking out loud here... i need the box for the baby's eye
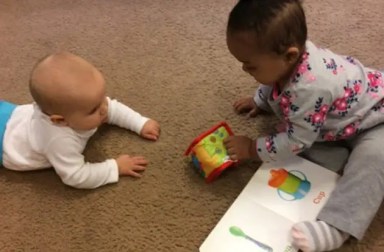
[88,107,99,115]
[242,63,258,73]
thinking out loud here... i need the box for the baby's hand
[116,155,148,177]
[140,119,160,141]
[224,136,259,161]
[233,96,261,118]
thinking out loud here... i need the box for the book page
[200,156,339,252]
[200,195,296,252]
[244,156,339,222]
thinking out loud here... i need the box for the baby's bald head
[29,52,105,116]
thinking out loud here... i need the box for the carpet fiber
[1,0,383,251]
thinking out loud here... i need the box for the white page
[200,195,296,252]
[200,156,339,252]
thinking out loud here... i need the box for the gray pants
[299,124,384,240]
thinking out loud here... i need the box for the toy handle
[289,170,308,182]
[277,189,296,201]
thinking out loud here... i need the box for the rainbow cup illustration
[268,169,311,201]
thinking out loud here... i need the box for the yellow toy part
[185,121,236,182]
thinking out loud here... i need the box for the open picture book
[200,155,340,252]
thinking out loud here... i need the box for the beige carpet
[1,0,383,251]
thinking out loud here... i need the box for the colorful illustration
[200,156,340,252]
[229,226,273,252]
[268,169,311,201]
[185,122,235,183]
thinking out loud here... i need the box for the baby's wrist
[115,158,123,175]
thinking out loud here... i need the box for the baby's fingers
[233,99,241,108]
[233,99,246,111]
[223,136,234,147]
[153,123,161,131]
[132,156,149,165]
[143,130,159,140]
[247,108,259,118]
[128,164,146,177]
[148,130,160,140]
[235,101,251,113]
[132,165,146,172]
[229,153,238,161]
[127,170,143,178]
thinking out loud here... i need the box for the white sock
[291,220,350,252]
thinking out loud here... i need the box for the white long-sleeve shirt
[254,41,384,162]
[2,97,149,189]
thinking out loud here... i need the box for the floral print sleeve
[253,84,273,112]
[256,84,333,162]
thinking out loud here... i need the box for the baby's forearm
[55,159,119,189]
[106,97,149,134]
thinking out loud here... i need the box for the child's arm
[106,97,160,140]
[226,84,334,162]
[256,85,333,162]
[233,85,272,117]
[106,97,149,134]
[45,136,147,189]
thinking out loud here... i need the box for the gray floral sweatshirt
[254,41,384,162]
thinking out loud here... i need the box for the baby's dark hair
[227,0,307,55]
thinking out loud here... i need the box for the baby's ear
[284,46,300,65]
[50,114,68,126]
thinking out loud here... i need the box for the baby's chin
[254,76,284,86]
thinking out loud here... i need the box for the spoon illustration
[229,226,273,252]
